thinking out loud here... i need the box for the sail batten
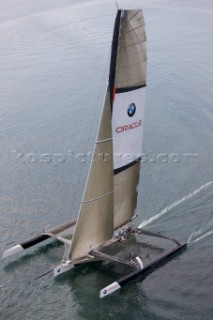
[96,138,112,144]
[82,191,113,204]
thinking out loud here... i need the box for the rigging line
[74,13,115,24]
[34,268,53,280]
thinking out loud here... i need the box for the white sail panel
[70,92,113,260]
[112,87,145,170]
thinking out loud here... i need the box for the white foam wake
[139,180,213,228]
[188,229,213,244]
[188,218,213,243]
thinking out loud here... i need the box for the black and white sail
[111,10,146,229]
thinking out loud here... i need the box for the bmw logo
[127,103,136,117]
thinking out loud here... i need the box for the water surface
[1,0,213,319]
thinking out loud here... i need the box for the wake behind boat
[3,9,187,298]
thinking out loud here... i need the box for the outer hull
[117,243,187,285]
[100,243,187,298]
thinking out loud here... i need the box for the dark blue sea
[1,0,213,319]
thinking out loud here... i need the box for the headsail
[111,10,147,229]
[69,92,113,260]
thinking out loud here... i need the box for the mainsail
[69,9,146,261]
[112,10,147,229]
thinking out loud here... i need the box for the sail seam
[118,60,146,68]
[82,191,113,203]
[124,25,144,34]
[120,40,146,48]
[126,10,141,22]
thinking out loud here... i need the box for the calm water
[1,0,213,319]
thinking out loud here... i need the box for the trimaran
[3,9,187,298]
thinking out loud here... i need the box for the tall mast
[109,10,121,107]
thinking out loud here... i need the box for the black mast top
[109,10,121,108]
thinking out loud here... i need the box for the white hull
[53,260,74,277]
